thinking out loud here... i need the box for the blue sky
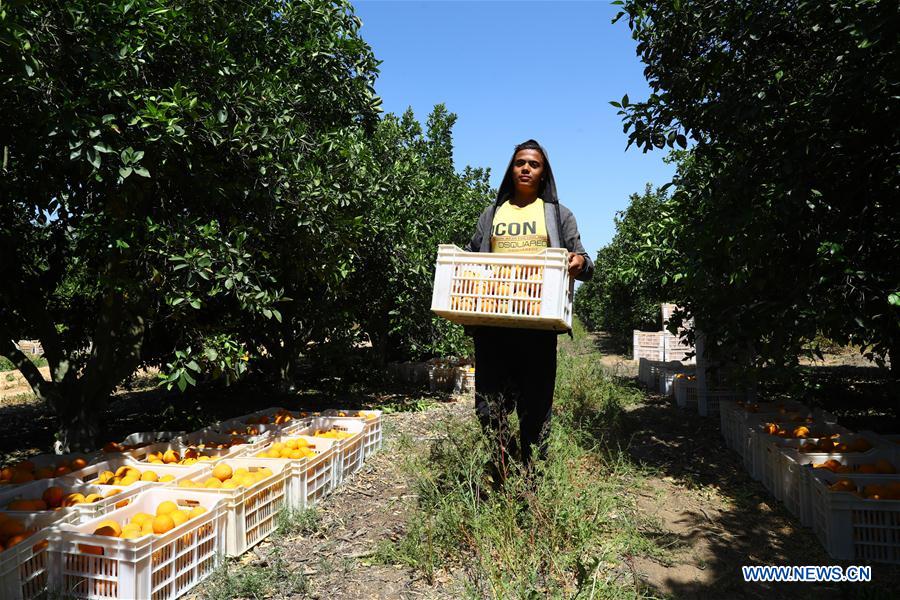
[354,0,676,257]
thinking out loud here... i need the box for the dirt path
[193,398,473,600]
[598,347,900,598]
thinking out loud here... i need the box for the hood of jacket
[495,139,559,206]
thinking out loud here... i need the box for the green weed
[376,326,669,598]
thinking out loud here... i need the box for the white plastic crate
[782,433,896,526]
[120,432,184,449]
[0,510,78,600]
[318,413,383,459]
[809,472,900,563]
[431,244,573,332]
[721,401,813,452]
[166,458,287,557]
[0,479,147,524]
[453,367,476,395]
[311,418,366,486]
[698,388,754,418]
[249,435,338,509]
[50,488,226,599]
[658,367,694,396]
[673,377,698,409]
[747,421,852,484]
[633,331,666,363]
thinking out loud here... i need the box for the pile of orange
[176,463,273,490]
[762,423,815,438]
[182,436,248,451]
[813,458,896,474]
[90,465,176,486]
[799,437,873,453]
[3,485,125,511]
[314,428,355,440]
[222,425,262,436]
[141,447,216,466]
[246,409,294,425]
[0,513,44,552]
[79,500,209,554]
[254,439,317,460]
[827,479,900,499]
[0,456,89,485]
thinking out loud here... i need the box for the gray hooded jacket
[464,140,594,282]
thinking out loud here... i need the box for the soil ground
[2,337,898,598]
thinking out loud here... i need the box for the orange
[816,438,835,452]
[851,438,873,453]
[829,479,856,492]
[15,460,35,472]
[104,488,122,499]
[10,470,34,484]
[71,458,88,470]
[34,467,55,479]
[130,512,154,527]
[874,459,896,474]
[0,518,26,538]
[120,529,143,540]
[792,426,810,438]
[158,475,175,483]
[43,486,65,509]
[212,464,233,482]
[93,520,121,537]
[863,484,886,500]
[79,544,104,555]
[221,479,241,490]
[156,501,178,516]
[6,533,30,548]
[203,478,222,489]
[83,494,104,504]
[62,493,85,507]
[141,521,154,536]
[170,511,189,526]
[152,514,175,534]
[178,480,198,489]
[188,506,208,519]
[162,450,180,464]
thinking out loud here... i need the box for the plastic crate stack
[0,406,384,599]
[715,399,900,565]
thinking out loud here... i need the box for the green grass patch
[0,354,47,372]
[375,324,670,598]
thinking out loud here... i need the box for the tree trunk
[51,389,104,454]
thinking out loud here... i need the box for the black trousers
[474,326,557,468]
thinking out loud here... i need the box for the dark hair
[496,139,558,205]
[512,140,547,185]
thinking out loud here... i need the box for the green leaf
[889,293,900,307]
[186,360,201,372]
[133,166,150,177]
[119,166,132,179]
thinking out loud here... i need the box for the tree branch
[3,338,51,399]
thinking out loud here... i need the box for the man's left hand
[568,252,585,278]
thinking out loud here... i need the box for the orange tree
[574,184,669,351]
[611,0,900,376]
[0,0,380,449]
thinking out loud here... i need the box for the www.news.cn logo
[742,565,872,583]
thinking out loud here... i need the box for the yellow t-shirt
[490,198,549,253]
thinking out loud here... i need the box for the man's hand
[568,252,585,278]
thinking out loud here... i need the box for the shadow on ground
[586,367,900,599]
